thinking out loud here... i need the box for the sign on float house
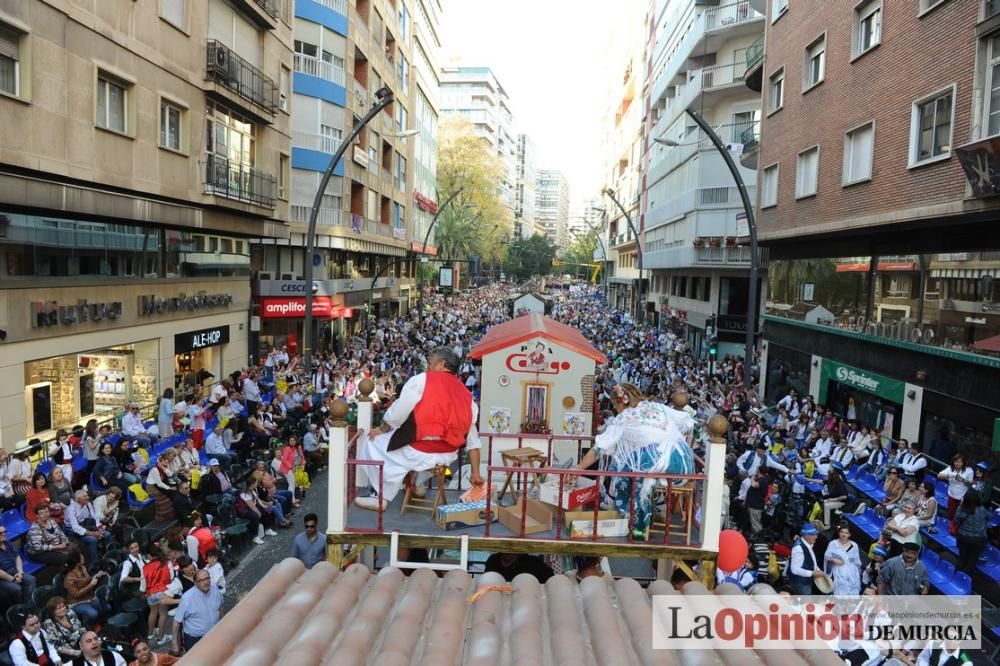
[470,314,608,468]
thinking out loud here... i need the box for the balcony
[203,153,276,208]
[739,121,760,170]
[745,33,764,93]
[206,41,278,116]
[312,0,348,16]
[231,0,279,27]
[353,81,369,108]
[290,205,344,226]
[694,245,768,266]
[701,62,745,92]
[293,131,342,154]
[294,53,346,87]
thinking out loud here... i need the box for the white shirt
[205,431,229,456]
[900,452,928,476]
[788,539,819,577]
[206,561,227,593]
[916,644,963,666]
[79,652,126,666]
[381,372,481,450]
[941,466,973,500]
[242,377,261,402]
[119,554,146,590]
[66,501,99,536]
[121,411,147,437]
[9,629,63,666]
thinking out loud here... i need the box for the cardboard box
[497,498,554,535]
[563,510,630,538]
[435,499,496,531]
[538,477,600,510]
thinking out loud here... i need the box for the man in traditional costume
[355,347,484,511]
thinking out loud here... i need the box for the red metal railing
[344,427,384,533]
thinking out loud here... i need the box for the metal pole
[416,189,463,322]
[684,109,759,392]
[304,89,395,369]
[915,253,927,327]
[604,189,643,324]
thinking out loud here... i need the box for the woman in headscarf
[572,383,695,537]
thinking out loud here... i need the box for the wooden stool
[400,465,448,516]
[497,447,548,502]
[648,483,696,543]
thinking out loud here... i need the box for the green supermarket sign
[819,360,906,404]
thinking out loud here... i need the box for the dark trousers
[29,549,71,566]
[956,534,987,575]
[182,632,203,652]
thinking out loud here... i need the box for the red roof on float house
[470,313,608,364]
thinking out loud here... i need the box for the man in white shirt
[355,347,484,511]
[785,523,823,595]
[203,424,234,470]
[242,370,262,414]
[121,403,155,448]
[812,430,833,460]
[899,441,928,476]
[736,443,789,478]
[65,490,111,564]
[914,640,967,666]
[75,631,126,666]
[777,390,798,413]
[8,611,62,665]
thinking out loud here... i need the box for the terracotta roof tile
[185,560,843,665]
[469,313,608,364]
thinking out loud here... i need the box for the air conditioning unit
[258,272,273,280]
[280,273,294,280]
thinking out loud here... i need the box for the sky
[440,0,633,203]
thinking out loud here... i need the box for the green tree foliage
[560,231,601,282]
[503,234,557,280]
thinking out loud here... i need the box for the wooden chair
[400,465,448,516]
[496,448,548,502]
[647,483,696,543]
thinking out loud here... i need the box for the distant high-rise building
[514,133,537,239]
[535,170,570,251]
[439,66,517,214]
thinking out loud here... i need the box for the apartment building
[439,66,518,215]
[514,132,537,240]
[755,0,1000,458]
[0,0,292,448]
[252,0,440,353]
[639,0,765,354]
[534,169,570,252]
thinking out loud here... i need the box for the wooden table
[497,447,548,501]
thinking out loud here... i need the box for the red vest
[410,372,474,454]
[190,527,217,564]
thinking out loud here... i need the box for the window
[854,0,881,57]
[986,0,1000,21]
[294,40,318,58]
[0,24,21,97]
[393,202,404,229]
[804,35,826,89]
[320,124,342,152]
[97,74,128,134]
[396,153,406,190]
[909,86,954,166]
[843,122,874,184]
[768,68,784,113]
[524,384,549,424]
[762,164,779,207]
[772,0,789,20]
[160,101,183,151]
[985,33,1000,137]
[795,147,819,198]
[160,0,186,29]
[278,153,289,200]
[279,66,289,112]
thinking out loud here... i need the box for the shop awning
[929,268,999,279]
[973,334,1000,353]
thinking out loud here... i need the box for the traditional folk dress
[594,400,695,535]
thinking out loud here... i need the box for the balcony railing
[701,62,746,90]
[740,121,760,153]
[203,153,276,208]
[290,205,343,226]
[694,245,768,266]
[746,33,764,71]
[293,53,346,86]
[704,1,759,31]
[206,40,278,114]
[353,81,368,107]
[313,0,348,16]
[293,131,342,154]
[250,0,279,18]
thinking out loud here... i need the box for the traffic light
[708,338,718,357]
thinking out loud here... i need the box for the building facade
[640,0,765,355]
[252,0,442,354]
[514,132,537,240]
[756,0,1000,459]
[439,65,518,215]
[0,0,292,449]
[534,169,570,252]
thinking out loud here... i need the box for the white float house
[470,313,607,467]
[509,292,552,318]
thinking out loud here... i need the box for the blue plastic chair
[845,465,860,481]
[72,451,88,473]
[939,571,972,596]
[921,549,940,574]
[89,471,108,495]
[854,473,877,492]
[35,460,52,477]
[126,484,154,511]
[19,545,44,575]
[1,508,31,541]
[980,545,1000,567]
[928,560,955,590]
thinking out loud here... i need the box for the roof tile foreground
[469,313,609,364]
[183,559,843,666]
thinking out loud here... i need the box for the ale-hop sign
[174,325,231,354]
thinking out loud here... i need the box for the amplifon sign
[260,298,353,319]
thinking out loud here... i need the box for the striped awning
[929,268,999,279]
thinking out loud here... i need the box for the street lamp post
[604,188,644,324]
[655,109,760,392]
[303,87,395,370]
[415,189,464,322]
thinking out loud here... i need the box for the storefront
[0,279,250,448]
[764,343,811,405]
[818,359,904,439]
[258,296,354,356]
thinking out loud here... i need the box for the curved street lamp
[604,187,644,323]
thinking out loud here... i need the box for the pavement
[221,467,329,611]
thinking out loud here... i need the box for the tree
[503,234,557,280]
[434,116,513,267]
[561,232,600,282]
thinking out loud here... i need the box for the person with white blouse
[937,454,973,521]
